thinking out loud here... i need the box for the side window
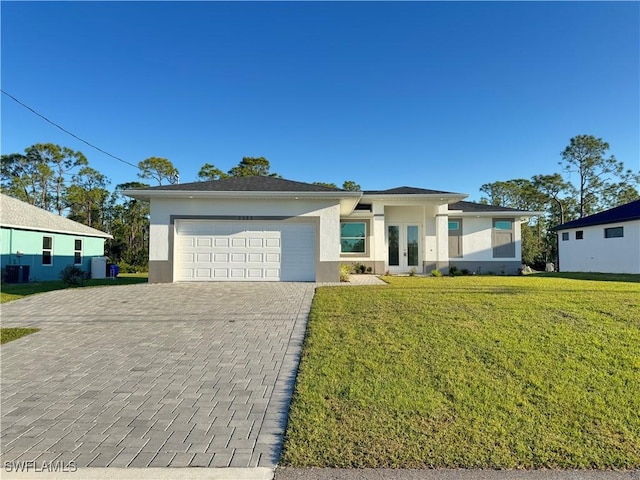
[448,219,462,258]
[43,236,53,265]
[74,239,83,265]
[576,231,584,240]
[561,232,569,241]
[492,218,515,258]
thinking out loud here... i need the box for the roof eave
[452,210,544,217]
[1,224,113,239]
[361,193,468,203]
[123,189,360,200]
[553,216,640,231]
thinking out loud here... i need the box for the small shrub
[431,269,442,277]
[351,263,367,274]
[340,264,351,282]
[60,265,87,286]
[366,267,372,273]
[409,267,417,277]
[448,265,459,277]
[461,268,471,276]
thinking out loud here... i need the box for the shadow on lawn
[533,272,640,283]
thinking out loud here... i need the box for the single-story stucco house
[125,176,537,283]
[553,199,640,274]
[0,193,112,282]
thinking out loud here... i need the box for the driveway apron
[0,282,315,469]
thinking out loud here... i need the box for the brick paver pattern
[0,282,315,468]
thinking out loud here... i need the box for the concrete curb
[1,467,274,480]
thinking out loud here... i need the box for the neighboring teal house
[0,193,112,282]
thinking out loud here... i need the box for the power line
[1,89,140,170]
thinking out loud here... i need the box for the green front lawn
[1,328,40,344]
[282,275,640,469]
[1,273,148,303]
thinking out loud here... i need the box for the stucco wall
[1,227,105,281]
[456,217,522,262]
[558,220,640,273]
[149,197,342,282]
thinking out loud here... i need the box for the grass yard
[282,275,640,469]
[0,273,148,303]
[1,328,40,344]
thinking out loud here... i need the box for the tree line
[2,135,636,271]
[1,149,361,270]
[479,135,639,269]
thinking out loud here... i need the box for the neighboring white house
[554,199,640,274]
[124,177,538,283]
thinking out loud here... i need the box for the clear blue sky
[2,1,638,201]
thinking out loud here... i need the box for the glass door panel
[388,226,399,266]
[407,225,419,266]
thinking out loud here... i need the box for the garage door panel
[196,253,211,263]
[176,221,315,282]
[230,253,246,263]
[248,238,263,247]
[196,237,212,247]
[264,253,280,263]
[248,253,263,263]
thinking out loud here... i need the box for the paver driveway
[0,282,315,469]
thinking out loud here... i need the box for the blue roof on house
[553,199,640,230]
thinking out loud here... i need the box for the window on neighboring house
[562,232,569,241]
[604,227,624,238]
[576,230,584,240]
[74,239,83,265]
[492,218,515,258]
[448,219,462,258]
[341,222,366,253]
[42,236,53,265]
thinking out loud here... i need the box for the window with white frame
[42,236,53,265]
[340,222,366,253]
[74,239,83,265]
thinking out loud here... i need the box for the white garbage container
[91,256,108,279]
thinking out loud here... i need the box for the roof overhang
[123,189,362,216]
[451,210,544,220]
[553,217,639,231]
[360,193,468,203]
[1,223,113,239]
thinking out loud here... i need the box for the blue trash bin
[109,264,120,278]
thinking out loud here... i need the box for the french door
[387,224,420,273]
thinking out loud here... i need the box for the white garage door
[175,220,316,282]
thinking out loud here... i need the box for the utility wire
[1,89,140,170]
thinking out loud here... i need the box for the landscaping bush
[60,265,87,286]
[448,265,459,277]
[352,262,367,274]
[340,264,351,282]
[431,269,442,277]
